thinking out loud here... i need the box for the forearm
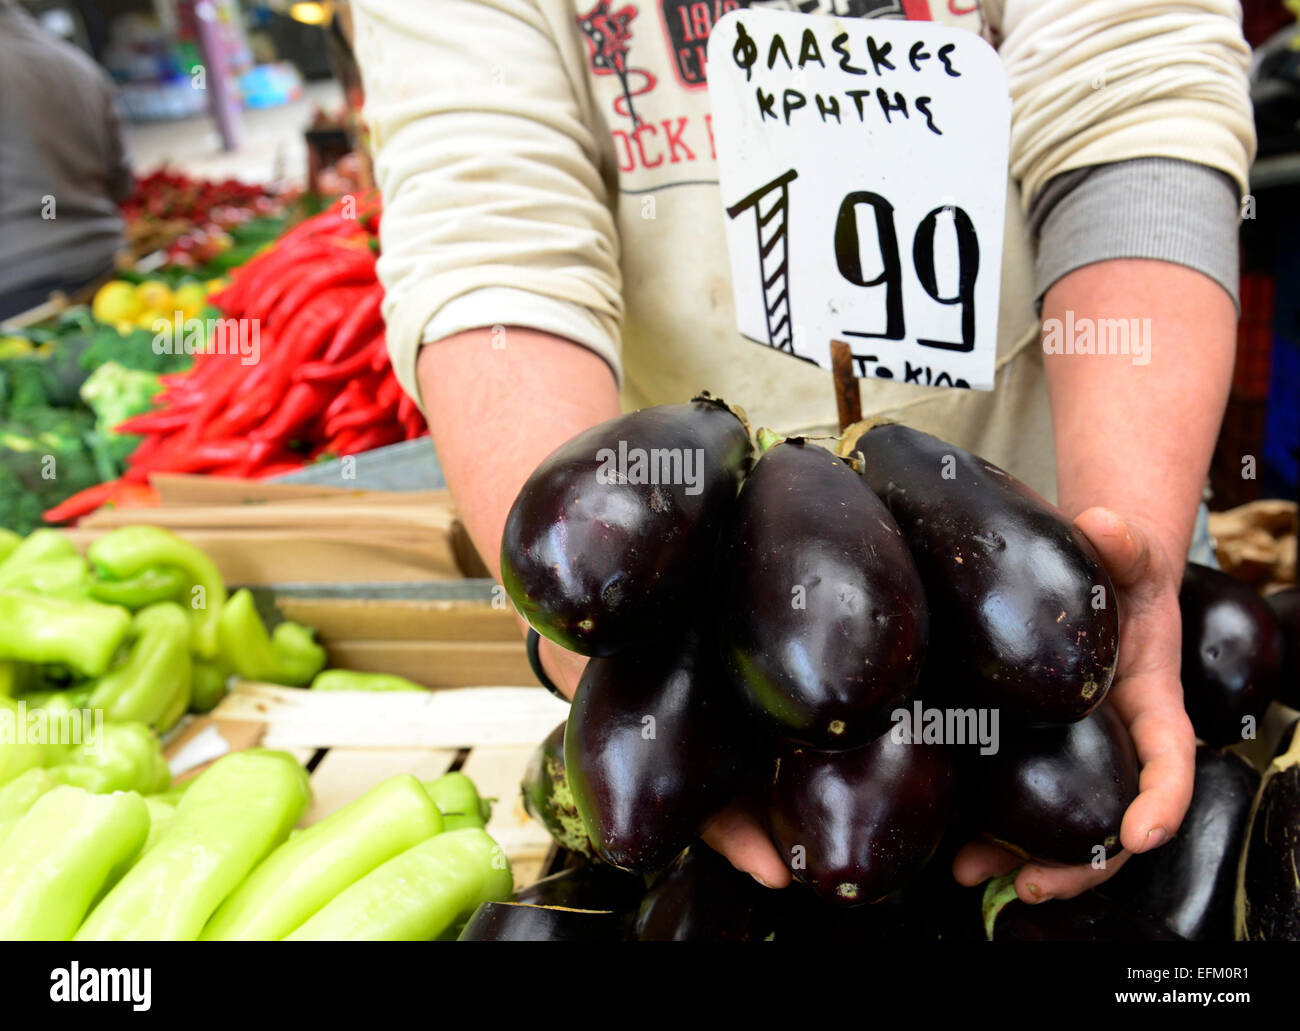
[417,327,621,585]
[1041,258,1236,567]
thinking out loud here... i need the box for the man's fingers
[1013,851,1132,903]
[701,805,792,889]
[1111,674,1196,849]
[952,840,1022,886]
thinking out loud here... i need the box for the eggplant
[1266,586,1300,708]
[1235,721,1300,940]
[768,729,954,906]
[501,397,751,656]
[982,876,1183,941]
[520,721,596,858]
[633,845,775,941]
[1099,746,1258,940]
[976,702,1137,865]
[514,863,646,914]
[845,423,1118,725]
[457,900,624,941]
[718,438,928,748]
[1179,562,1283,747]
[565,632,747,874]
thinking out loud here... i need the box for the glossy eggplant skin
[501,399,751,656]
[768,731,954,906]
[633,846,774,941]
[521,722,596,858]
[565,633,747,875]
[1179,563,1283,747]
[976,702,1137,865]
[719,439,928,748]
[458,901,625,941]
[989,891,1183,941]
[849,424,1118,725]
[1100,746,1258,940]
[1266,587,1300,708]
[1236,723,1300,941]
[513,864,646,915]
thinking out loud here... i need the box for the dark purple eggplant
[768,729,954,906]
[1179,562,1283,747]
[633,845,775,941]
[1266,586,1300,707]
[982,875,1183,941]
[718,438,928,748]
[521,721,596,858]
[1236,721,1300,940]
[1099,746,1258,940]
[501,397,751,656]
[514,863,646,914]
[565,632,747,874]
[846,423,1118,725]
[457,900,624,941]
[976,702,1137,865]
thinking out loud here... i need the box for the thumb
[1074,506,1151,590]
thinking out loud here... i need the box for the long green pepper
[0,592,131,678]
[217,588,325,686]
[88,602,192,731]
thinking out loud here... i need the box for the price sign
[707,10,1010,391]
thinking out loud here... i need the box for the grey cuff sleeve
[1030,157,1241,310]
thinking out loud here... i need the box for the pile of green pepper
[0,525,329,734]
[0,748,507,941]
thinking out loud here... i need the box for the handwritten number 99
[834,194,979,353]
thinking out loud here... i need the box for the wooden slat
[81,501,456,532]
[321,640,532,686]
[212,682,569,749]
[302,747,459,825]
[278,598,519,643]
[148,474,452,509]
[458,745,554,890]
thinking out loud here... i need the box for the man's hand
[953,506,1195,902]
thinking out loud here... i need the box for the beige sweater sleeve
[351,0,624,409]
[986,0,1255,207]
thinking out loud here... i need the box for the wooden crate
[162,682,570,890]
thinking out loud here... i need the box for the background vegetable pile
[495,398,1300,941]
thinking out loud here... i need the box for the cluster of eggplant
[499,397,1155,925]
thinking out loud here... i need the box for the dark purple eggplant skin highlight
[976,701,1138,866]
[849,423,1119,726]
[1179,562,1283,747]
[564,634,747,875]
[768,731,954,907]
[718,439,929,749]
[634,846,774,941]
[500,399,751,656]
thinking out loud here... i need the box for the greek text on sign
[707,10,1010,391]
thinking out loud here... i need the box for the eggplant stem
[981,872,1022,941]
[756,427,786,453]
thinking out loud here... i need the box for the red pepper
[342,423,404,455]
[370,340,390,374]
[321,284,383,362]
[323,402,389,441]
[294,335,385,384]
[42,481,122,524]
[113,409,193,436]
[322,380,366,424]
[376,374,402,409]
[251,381,332,444]
[266,252,375,332]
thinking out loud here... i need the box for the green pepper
[0,591,130,677]
[285,827,513,941]
[0,662,36,698]
[0,529,79,586]
[0,555,90,599]
[87,526,227,659]
[141,796,176,853]
[0,695,48,787]
[310,669,427,692]
[0,529,21,564]
[0,786,149,940]
[47,721,171,796]
[424,771,492,831]
[75,749,311,941]
[202,773,444,940]
[88,566,186,609]
[189,659,231,714]
[0,769,57,848]
[217,589,326,686]
[88,602,192,732]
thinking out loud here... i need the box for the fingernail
[751,873,772,889]
[1024,882,1052,904]
[1143,827,1167,851]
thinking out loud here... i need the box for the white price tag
[707,10,1010,391]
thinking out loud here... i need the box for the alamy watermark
[152,313,260,365]
[890,700,1000,755]
[0,701,103,752]
[595,441,706,496]
[1042,310,1151,366]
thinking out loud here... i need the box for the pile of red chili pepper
[45,197,427,525]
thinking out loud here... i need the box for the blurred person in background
[0,0,132,320]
